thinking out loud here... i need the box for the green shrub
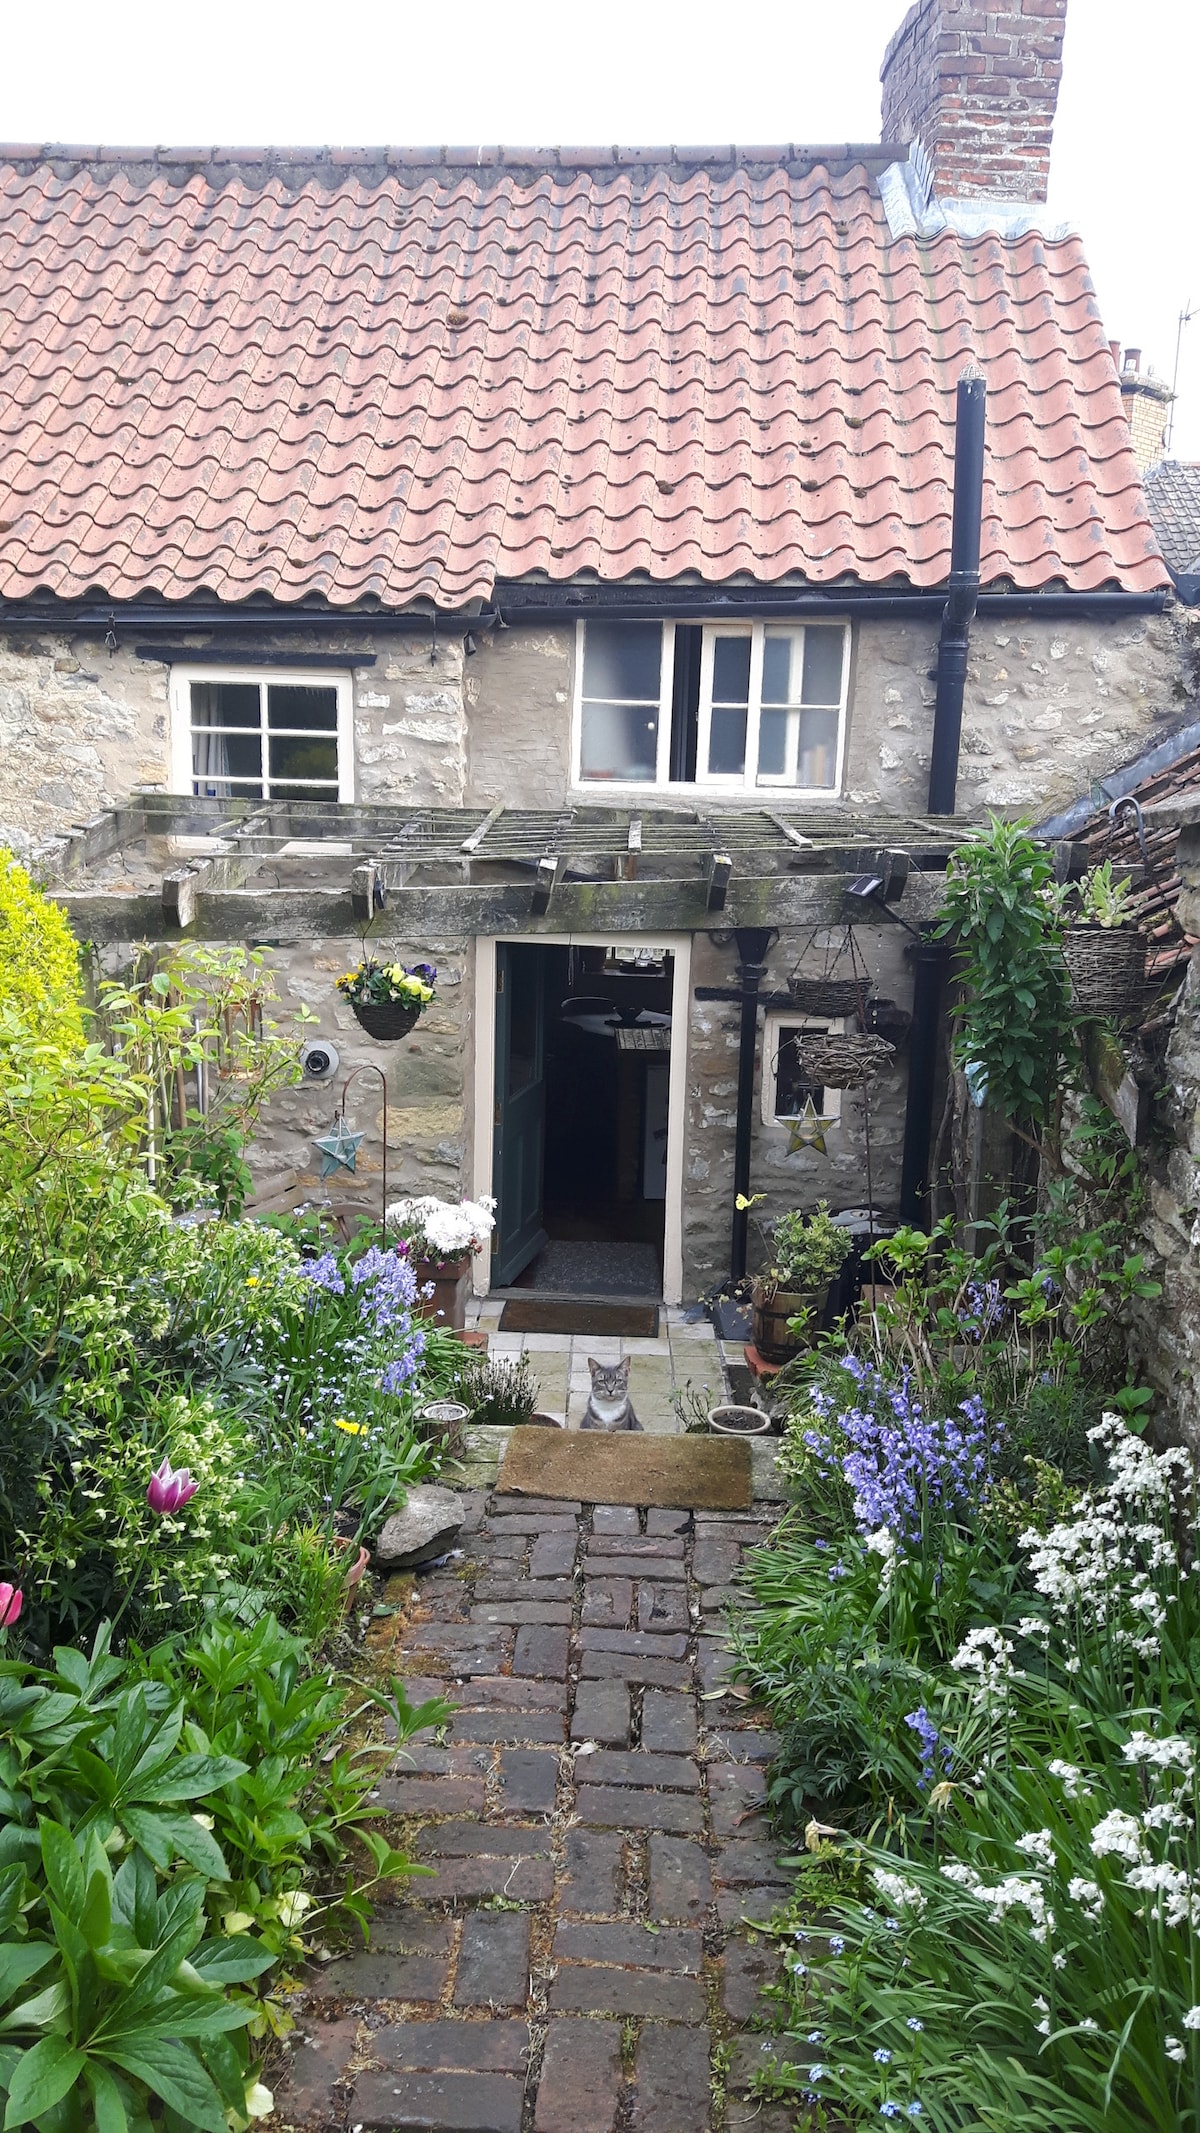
[0,850,83,1044]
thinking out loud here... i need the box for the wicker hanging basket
[1061,924,1147,1022]
[792,1030,896,1089]
[786,975,874,1018]
[349,998,423,1041]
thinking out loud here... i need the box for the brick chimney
[880,0,1067,203]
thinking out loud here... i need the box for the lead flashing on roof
[878,141,1076,243]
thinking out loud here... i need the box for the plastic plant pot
[707,1403,772,1436]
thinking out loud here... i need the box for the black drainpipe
[729,927,775,1285]
[899,367,986,1224]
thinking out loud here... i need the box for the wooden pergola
[43,794,972,942]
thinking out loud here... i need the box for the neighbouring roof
[0,145,1171,612]
[1059,745,1200,995]
[1143,462,1200,589]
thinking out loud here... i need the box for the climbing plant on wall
[937,815,1076,1145]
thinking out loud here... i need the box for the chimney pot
[1124,348,1141,373]
[1108,340,1120,367]
[880,0,1067,203]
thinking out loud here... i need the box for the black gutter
[0,587,1170,636]
[898,369,987,1224]
[928,370,987,815]
[729,928,775,1287]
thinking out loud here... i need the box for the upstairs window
[573,619,849,794]
[169,668,354,802]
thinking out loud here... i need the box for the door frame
[472,932,692,1304]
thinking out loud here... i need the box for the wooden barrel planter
[349,998,423,1041]
[412,1253,473,1330]
[751,1281,829,1363]
[1062,923,1147,1023]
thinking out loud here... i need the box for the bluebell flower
[829,1935,846,1953]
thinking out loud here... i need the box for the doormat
[526,1241,661,1296]
[499,1298,660,1339]
[497,1429,752,1510]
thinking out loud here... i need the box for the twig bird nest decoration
[791,1031,896,1089]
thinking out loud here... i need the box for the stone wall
[679,916,915,1295]
[241,927,473,1223]
[0,626,469,852]
[0,611,1189,847]
[465,626,573,807]
[846,610,1186,819]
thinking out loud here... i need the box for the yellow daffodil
[334,1418,368,1436]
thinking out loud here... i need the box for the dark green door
[492,943,549,1285]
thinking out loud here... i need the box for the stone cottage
[0,0,1185,1304]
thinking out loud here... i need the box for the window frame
[168,665,355,803]
[571,619,850,799]
[760,1012,845,1131]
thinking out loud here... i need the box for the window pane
[801,626,845,704]
[268,735,338,785]
[707,705,747,777]
[775,1026,826,1118]
[580,701,659,780]
[582,620,662,702]
[191,680,260,729]
[192,729,262,794]
[762,632,799,705]
[268,684,338,731]
[797,708,839,788]
[711,635,751,705]
[757,707,789,777]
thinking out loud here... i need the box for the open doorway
[490,941,675,1296]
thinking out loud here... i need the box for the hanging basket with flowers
[1061,864,1146,1023]
[336,958,437,1039]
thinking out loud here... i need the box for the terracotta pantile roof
[0,147,1171,611]
[1143,462,1200,579]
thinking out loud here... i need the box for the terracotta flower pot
[412,1254,473,1330]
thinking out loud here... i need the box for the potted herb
[749,1200,852,1363]
[336,958,437,1040]
[1062,863,1146,1021]
[386,1192,496,1330]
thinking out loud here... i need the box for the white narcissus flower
[276,1890,315,1929]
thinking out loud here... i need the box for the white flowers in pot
[385,1193,496,1267]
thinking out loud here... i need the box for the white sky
[3,0,1198,457]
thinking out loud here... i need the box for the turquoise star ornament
[786,1098,836,1156]
[313,1117,365,1176]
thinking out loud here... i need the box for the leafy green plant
[937,815,1075,1135]
[744,1200,853,1296]
[0,849,83,1045]
[0,1619,449,2132]
[1074,859,1135,929]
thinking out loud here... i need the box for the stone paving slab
[271,1488,789,2133]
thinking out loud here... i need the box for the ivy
[936,815,1075,1132]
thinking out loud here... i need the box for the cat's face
[587,1357,631,1398]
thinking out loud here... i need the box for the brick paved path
[275,1486,795,2133]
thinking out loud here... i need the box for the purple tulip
[146,1457,199,1515]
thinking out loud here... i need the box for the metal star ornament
[786,1098,836,1156]
[313,1115,365,1176]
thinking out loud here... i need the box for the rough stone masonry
[269,1488,808,2133]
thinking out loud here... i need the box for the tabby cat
[580,1355,641,1432]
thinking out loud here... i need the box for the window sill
[570,781,843,805]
